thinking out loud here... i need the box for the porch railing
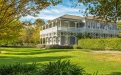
[41,26,119,35]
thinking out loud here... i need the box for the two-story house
[40,14,119,45]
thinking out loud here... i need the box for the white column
[55,37,56,44]
[74,22,77,28]
[60,20,61,27]
[52,22,53,45]
[42,37,43,45]
[58,36,61,45]
[98,22,100,29]
[65,21,69,31]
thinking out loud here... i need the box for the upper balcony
[40,26,119,35]
[58,27,119,34]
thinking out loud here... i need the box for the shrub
[52,44,61,49]
[61,45,73,49]
[45,45,73,49]
[39,59,86,75]
[0,63,37,75]
[78,38,121,50]
[73,44,81,49]
[36,44,45,49]
[45,45,52,49]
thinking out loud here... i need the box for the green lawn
[0,48,121,75]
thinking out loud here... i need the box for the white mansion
[40,14,119,45]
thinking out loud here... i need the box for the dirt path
[92,50,121,54]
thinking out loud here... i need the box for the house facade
[40,14,119,45]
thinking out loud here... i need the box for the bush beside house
[78,38,121,50]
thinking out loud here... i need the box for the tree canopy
[19,19,45,46]
[117,21,121,28]
[0,0,61,44]
[0,0,61,26]
[77,0,121,22]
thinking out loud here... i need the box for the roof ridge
[59,14,82,20]
[63,14,82,17]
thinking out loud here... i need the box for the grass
[0,48,121,75]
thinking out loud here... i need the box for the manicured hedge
[78,38,121,50]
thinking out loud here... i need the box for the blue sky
[20,0,86,22]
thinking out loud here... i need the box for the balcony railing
[58,27,119,34]
[40,26,119,35]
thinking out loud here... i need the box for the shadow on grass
[2,49,73,55]
[0,55,72,65]
[107,72,121,75]
[0,48,74,65]
[85,72,121,75]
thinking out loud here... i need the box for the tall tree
[19,21,34,46]
[76,0,121,22]
[0,0,61,43]
[0,0,62,49]
[19,19,44,46]
[0,19,22,44]
[32,19,45,45]
[0,0,61,24]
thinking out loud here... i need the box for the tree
[0,0,61,44]
[19,19,44,46]
[117,21,121,37]
[76,0,121,22]
[117,21,121,28]
[0,19,22,45]
[19,21,34,46]
[32,19,45,45]
[19,28,27,46]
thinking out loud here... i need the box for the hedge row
[36,44,73,49]
[78,38,121,50]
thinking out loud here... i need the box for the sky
[20,0,86,22]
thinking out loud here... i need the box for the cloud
[37,4,85,20]
[20,1,86,22]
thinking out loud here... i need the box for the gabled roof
[48,14,115,24]
[59,14,82,20]
[59,14,105,21]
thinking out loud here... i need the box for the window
[88,22,91,28]
[76,23,79,28]
[53,22,55,27]
[97,23,100,29]
[61,32,63,35]
[100,23,104,29]
[64,21,68,26]
[92,23,95,28]
[109,24,112,30]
